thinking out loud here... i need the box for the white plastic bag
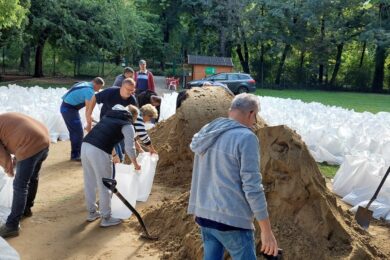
[110,163,138,220]
[0,237,20,260]
[0,173,14,209]
[136,153,159,202]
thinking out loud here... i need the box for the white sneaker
[86,211,101,222]
[100,216,122,227]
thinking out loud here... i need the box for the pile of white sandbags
[0,84,100,143]
[258,96,390,165]
[258,96,390,221]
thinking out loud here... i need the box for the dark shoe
[71,157,81,162]
[0,224,20,238]
[23,208,33,218]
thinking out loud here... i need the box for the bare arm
[85,95,97,132]
[257,218,278,256]
[0,143,14,176]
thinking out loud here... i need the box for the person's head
[140,104,158,123]
[92,77,105,91]
[120,78,136,98]
[139,59,147,71]
[127,105,139,123]
[150,95,162,107]
[228,93,260,128]
[123,67,134,79]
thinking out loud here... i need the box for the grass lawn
[256,89,390,114]
[318,163,339,179]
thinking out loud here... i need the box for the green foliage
[0,0,389,92]
[0,0,28,30]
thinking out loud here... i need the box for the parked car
[185,73,256,94]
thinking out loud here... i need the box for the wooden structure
[185,55,234,81]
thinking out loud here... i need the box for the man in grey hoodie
[188,93,278,259]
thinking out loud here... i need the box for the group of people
[0,58,279,259]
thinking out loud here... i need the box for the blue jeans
[61,102,83,159]
[6,148,49,228]
[200,226,256,260]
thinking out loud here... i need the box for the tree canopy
[0,0,389,92]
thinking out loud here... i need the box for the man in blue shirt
[112,67,134,87]
[60,77,105,161]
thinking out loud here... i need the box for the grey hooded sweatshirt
[188,117,268,230]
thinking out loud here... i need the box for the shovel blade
[355,206,373,230]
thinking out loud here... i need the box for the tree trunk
[19,44,30,74]
[34,41,45,77]
[236,44,250,73]
[259,43,265,87]
[371,45,386,92]
[318,17,325,84]
[275,44,290,85]
[219,28,227,56]
[330,43,344,86]
[160,12,170,72]
[359,41,366,68]
[298,50,305,83]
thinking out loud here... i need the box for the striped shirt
[134,115,151,146]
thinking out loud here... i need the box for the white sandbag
[111,163,139,220]
[0,84,101,143]
[0,237,20,260]
[136,153,159,202]
[0,206,11,225]
[0,173,14,209]
[333,154,387,197]
[159,92,178,121]
[350,200,390,220]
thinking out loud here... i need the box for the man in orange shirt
[0,112,50,238]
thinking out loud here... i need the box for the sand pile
[144,87,385,259]
[150,87,266,188]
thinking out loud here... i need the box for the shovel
[355,166,390,229]
[102,177,159,241]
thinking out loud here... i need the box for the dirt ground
[6,141,390,259]
[7,141,186,260]
[3,80,390,259]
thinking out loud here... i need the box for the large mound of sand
[145,87,385,259]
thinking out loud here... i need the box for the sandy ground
[7,77,181,259]
[7,141,184,259]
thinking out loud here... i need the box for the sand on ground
[7,141,185,260]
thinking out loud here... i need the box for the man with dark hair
[134,59,155,94]
[61,77,104,161]
[86,78,139,161]
[86,78,138,131]
[0,113,50,238]
[113,67,134,87]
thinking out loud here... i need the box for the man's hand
[260,230,278,256]
[4,158,15,177]
[148,145,157,155]
[257,218,278,256]
[112,154,120,164]
[134,162,141,171]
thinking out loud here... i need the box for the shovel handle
[366,166,390,209]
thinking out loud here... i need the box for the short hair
[150,95,161,105]
[127,105,139,120]
[139,59,146,65]
[122,78,136,86]
[93,77,105,86]
[123,67,134,74]
[140,104,158,119]
[230,93,260,113]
